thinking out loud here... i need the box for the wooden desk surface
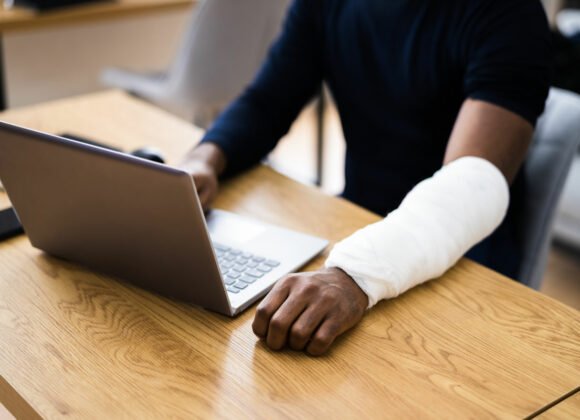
[0,91,579,419]
[0,0,194,32]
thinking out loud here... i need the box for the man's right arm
[180,0,324,208]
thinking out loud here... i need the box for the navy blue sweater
[202,0,551,279]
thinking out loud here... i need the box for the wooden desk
[0,0,194,109]
[0,91,579,419]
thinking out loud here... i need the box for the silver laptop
[0,121,328,316]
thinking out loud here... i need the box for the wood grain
[0,0,194,33]
[0,91,579,419]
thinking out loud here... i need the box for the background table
[0,91,579,419]
[0,0,192,31]
[0,0,194,109]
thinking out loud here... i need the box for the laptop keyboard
[213,243,280,294]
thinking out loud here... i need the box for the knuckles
[289,324,310,344]
[323,322,340,338]
[307,335,332,356]
[297,281,320,297]
[268,315,288,334]
[306,321,341,356]
[276,274,297,289]
[254,304,271,321]
[319,287,340,304]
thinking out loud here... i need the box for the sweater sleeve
[201,0,324,176]
[463,0,551,126]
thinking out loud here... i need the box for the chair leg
[0,36,7,111]
[315,85,325,187]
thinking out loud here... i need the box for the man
[180,0,551,355]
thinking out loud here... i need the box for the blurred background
[0,0,579,309]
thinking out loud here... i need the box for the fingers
[306,319,342,356]
[252,280,290,338]
[197,186,213,210]
[266,296,307,350]
[287,304,327,351]
[193,174,216,210]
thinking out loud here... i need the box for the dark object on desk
[130,147,165,164]
[3,0,109,12]
[59,133,165,164]
[0,207,23,241]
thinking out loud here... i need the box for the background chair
[518,87,580,289]
[552,153,580,249]
[552,7,580,250]
[101,0,291,128]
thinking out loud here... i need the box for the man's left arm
[252,100,533,356]
[444,99,532,182]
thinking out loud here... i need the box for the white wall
[4,9,190,108]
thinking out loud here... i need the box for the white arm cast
[325,156,509,308]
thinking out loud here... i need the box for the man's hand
[252,267,368,356]
[182,160,219,211]
[179,143,227,211]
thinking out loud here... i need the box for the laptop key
[264,259,280,267]
[214,243,276,286]
[227,286,240,294]
[240,274,257,283]
[232,264,246,272]
[246,269,264,278]
[234,281,248,290]
[257,265,272,273]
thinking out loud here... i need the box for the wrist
[325,267,369,311]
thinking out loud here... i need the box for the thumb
[198,188,212,211]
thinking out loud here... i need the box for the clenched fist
[252,267,368,356]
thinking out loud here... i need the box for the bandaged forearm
[325,156,509,308]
